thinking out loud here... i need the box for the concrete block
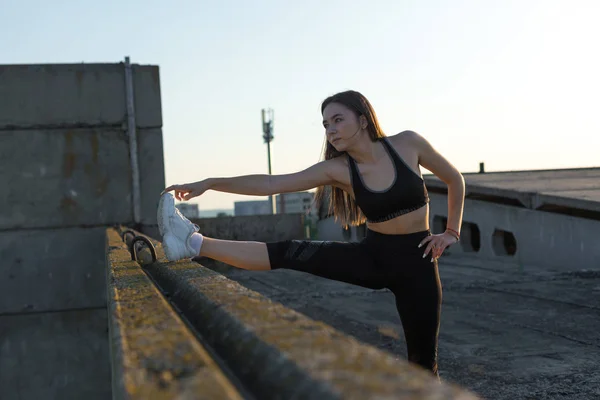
[144,241,480,399]
[0,128,130,229]
[0,227,107,313]
[0,128,162,230]
[106,228,242,399]
[0,63,161,129]
[191,213,306,242]
[0,308,111,400]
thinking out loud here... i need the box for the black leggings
[266,229,442,376]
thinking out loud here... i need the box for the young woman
[158,90,466,376]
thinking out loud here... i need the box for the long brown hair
[313,90,387,228]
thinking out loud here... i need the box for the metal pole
[267,139,274,214]
[267,140,272,175]
[262,109,276,214]
[124,56,141,225]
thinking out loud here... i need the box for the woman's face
[322,102,363,150]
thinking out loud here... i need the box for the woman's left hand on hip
[418,232,458,262]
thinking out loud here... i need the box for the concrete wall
[317,192,600,272]
[427,192,600,271]
[191,213,306,242]
[0,62,165,399]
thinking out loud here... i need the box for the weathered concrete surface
[0,308,111,400]
[0,128,163,230]
[190,213,306,242]
[143,240,479,400]
[106,228,242,399]
[0,226,108,314]
[0,63,162,129]
[207,254,600,400]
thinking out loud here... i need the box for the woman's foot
[157,192,203,261]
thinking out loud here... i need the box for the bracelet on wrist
[445,228,460,241]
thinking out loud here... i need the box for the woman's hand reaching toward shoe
[162,180,210,201]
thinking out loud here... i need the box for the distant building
[198,209,234,218]
[175,203,199,219]
[275,191,318,219]
[234,200,272,216]
[233,192,318,221]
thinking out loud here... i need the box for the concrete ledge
[105,228,242,399]
[425,171,600,214]
[139,234,479,399]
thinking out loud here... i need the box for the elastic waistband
[365,228,431,243]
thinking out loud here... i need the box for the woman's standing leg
[390,259,443,376]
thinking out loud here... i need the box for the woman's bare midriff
[366,204,430,235]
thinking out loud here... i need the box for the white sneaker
[157,192,200,261]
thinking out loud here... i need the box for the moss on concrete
[105,228,242,400]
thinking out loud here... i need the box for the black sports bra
[347,137,429,223]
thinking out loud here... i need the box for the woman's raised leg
[199,237,271,271]
[158,192,383,289]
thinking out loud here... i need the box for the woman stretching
[158,90,466,377]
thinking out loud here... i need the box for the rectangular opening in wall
[460,222,481,252]
[492,229,517,256]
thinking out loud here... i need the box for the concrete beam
[425,171,600,214]
[535,190,600,212]
[141,235,479,399]
[106,228,243,399]
[425,178,534,208]
[0,63,161,129]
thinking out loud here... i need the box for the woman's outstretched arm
[163,158,343,201]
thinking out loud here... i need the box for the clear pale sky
[3,0,599,211]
